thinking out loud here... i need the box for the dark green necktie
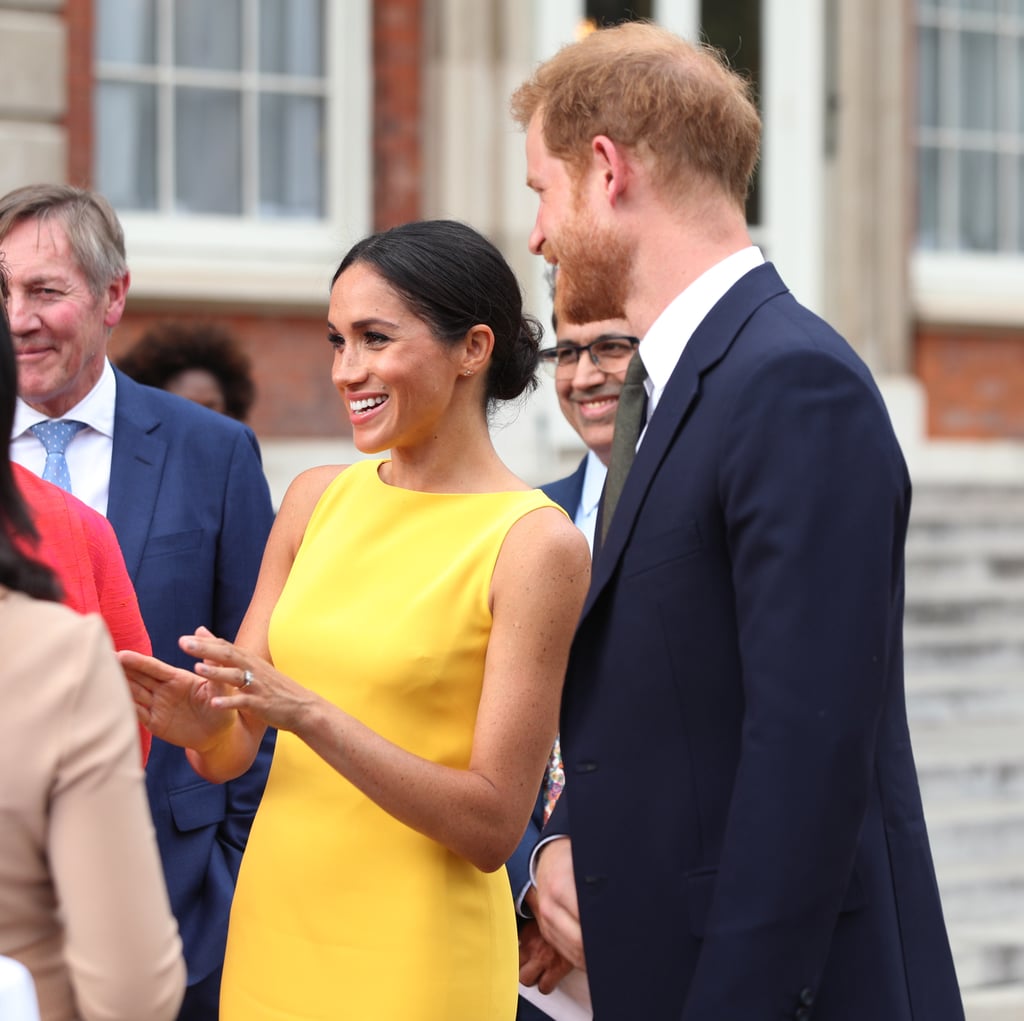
[600,351,648,544]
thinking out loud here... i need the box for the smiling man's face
[3,217,119,417]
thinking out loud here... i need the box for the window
[916,0,1024,252]
[95,0,327,219]
[92,0,370,307]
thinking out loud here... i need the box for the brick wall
[373,0,422,230]
[916,325,1024,439]
[110,311,351,440]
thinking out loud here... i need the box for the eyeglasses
[538,334,640,377]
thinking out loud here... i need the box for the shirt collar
[639,246,765,411]
[13,358,117,438]
[579,449,607,519]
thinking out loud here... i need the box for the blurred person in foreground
[512,20,964,1020]
[116,321,256,421]
[0,300,185,1021]
[1,183,275,1021]
[122,219,591,1021]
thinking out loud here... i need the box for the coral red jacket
[13,462,153,763]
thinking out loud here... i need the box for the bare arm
[195,505,591,871]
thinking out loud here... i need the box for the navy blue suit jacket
[511,458,587,1021]
[545,265,964,1019]
[106,370,276,999]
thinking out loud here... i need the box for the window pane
[956,0,998,11]
[918,26,940,128]
[260,94,324,218]
[94,81,157,210]
[918,145,941,249]
[175,87,242,214]
[960,30,998,131]
[96,0,156,64]
[959,149,998,249]
[260,0,324,75]
[175,0,242,70]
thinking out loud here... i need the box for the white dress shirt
[573,450,607,553]
[10,359,117,515]
[638,246,765,434]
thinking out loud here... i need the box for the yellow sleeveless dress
[221,459,559,1021]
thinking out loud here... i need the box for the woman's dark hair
[0,302,61,601]
[332,220,542,409]
[116,321,256,421]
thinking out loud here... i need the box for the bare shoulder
[274,464,350,551]
[498,502,591,584]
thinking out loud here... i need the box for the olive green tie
[600,352,648,544]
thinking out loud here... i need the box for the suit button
[794,1009,810,1021]
[575,761,598,773]
[799,988,814,1005]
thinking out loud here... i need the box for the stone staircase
[904,482,1024,1020]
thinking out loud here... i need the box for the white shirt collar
[12,358,118,438]
[639,246,765,415]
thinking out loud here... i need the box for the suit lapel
[107,370,168,579]
[583,263,789,617]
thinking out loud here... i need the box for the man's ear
[591,135,630,207]
[103,271,131,329]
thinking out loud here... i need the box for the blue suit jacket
[545,265,964,1019]
[511,458,587,1021]
[106,370,276,994]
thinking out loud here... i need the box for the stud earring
[464,369,474,376]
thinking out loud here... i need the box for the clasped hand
[120,625,320,750]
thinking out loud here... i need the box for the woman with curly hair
[116,322,256,421]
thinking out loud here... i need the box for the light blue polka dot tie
[30,419,86,493]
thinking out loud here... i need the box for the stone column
[823,0,913,376]
[0,0,67,194]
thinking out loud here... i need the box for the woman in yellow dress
[122,220,591,1021]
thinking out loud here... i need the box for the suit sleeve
[507,790,546,914]
[681,348,909,1017]
[209,427,277,868]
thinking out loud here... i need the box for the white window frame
[104,0,371,309]
[913,0,1024,326]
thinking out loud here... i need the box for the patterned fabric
[542,735,564,825]
[30,420,86,493]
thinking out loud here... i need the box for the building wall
[0,0,66,193]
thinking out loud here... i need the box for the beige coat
[0,586,185,1021]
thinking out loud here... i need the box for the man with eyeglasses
[535,324,637,548]
[511,311,636,1021]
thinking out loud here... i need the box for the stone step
[913,725,1024,801]
[924,798,1024,866]
[951,920,1024,989]
[906,671,1024,725]
[904,585,1024,629]
[903,623,1024,669]
[963,982,1024,1021]
[934,858,1024,924]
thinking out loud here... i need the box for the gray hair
[0,184,127,296]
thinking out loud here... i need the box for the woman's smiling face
[328,262,465,455]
